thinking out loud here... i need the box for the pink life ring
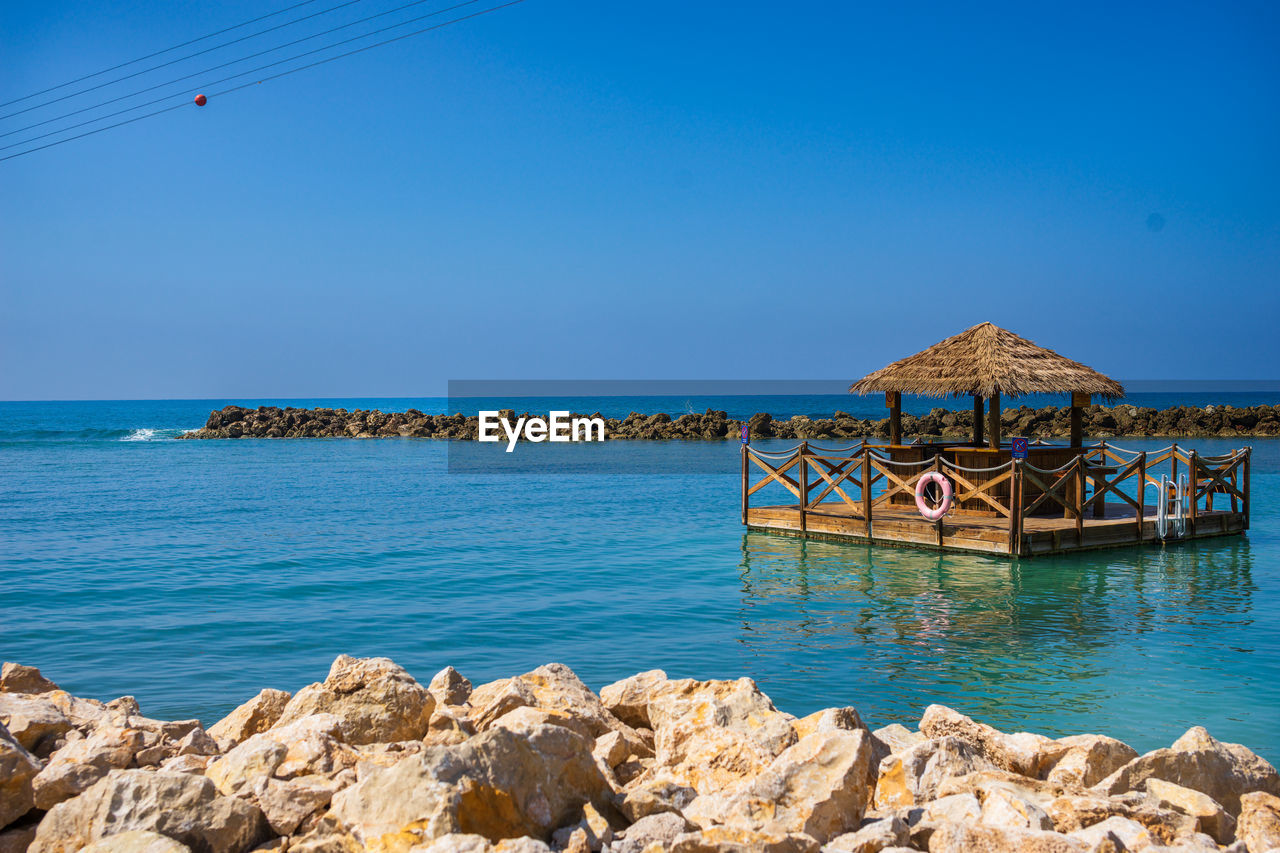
[915,471,953,520]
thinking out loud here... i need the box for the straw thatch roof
[848,322,1124,400]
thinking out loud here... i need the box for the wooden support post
[973,395,984,447]
[933,454,944,548]
[886,392,902,446]
[1075,457,1085,543]
[1230,456,1239,513]
[1244,448,1251,530]
[1182,448,1192,535]
[740,443,749,525]
[1070,392,1089,448]
[860,451,872,540]
[798,442,809,532]
[987,389,1001,449]
[1136,451,1146,541]
[1010,460,1023,556]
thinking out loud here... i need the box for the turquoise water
[1,399,1278,762]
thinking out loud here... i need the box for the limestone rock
[425,705,476,746]
[548,801,612,852]
[29,769,268,853]
[919,705,1055,778]
[478,664,629,740]
[270,714,353,779]
[204,735,287,796]
[1143,778,1234,844]
[125,716,203,742]
[613,812,692,853]
[0,695,72,757]
[1237,791,1280,853]
[617,779,697,822]
[922,792,984,824]
[0,665,58,695]
[408,834,490,853]
[468,680,536,732]
[0,826,38,853]
[1067,816,1149,852]
[872,724,926,757]
[1148,832,1221,852]
[0,722,40,828]
[253,776,336,836]
[427,667,472,707]
[274,655,435,745]
[329,751,457,849]
[207,690,292,746]
[41,693,114,733]
[1046,794,1197,845]
[791,707,865,740]
[934,769,1062,808]
[491,838,553,853]
[687,730,872,843]
[490,706,595,742]
[599,670,668,730]
[176,728,219,757]
[926,822,1085,852]
[873,737,997,809]
[32,725,144,809]
[80,830,193,853]
[1044,735,1138,790]
[667,825,820,852]
[1091,726,1280,815]
[647,677,798,795]
[329,723,609,847]
[903,792,983,846]
[825,816,909,853]
[160,755,213,775]
[980,787,1054,831]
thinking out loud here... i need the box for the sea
[1,392,1278,762]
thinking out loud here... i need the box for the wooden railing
[742,440,1252,554]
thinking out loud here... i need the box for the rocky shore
[177,405,1280,441]
[3,658,1279,853]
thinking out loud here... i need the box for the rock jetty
[3,658,1279,853]
[177,404,1280,441]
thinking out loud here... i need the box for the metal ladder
[1147,473,1188,540]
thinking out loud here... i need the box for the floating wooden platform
[746,501,1246,557]
[740,440,1250,558]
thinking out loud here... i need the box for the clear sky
[2,1,1277,400]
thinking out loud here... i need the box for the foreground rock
[30,770,268,853]
[177,403,1280,440]
[2,658,1277,853]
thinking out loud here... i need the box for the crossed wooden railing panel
[743,440,1251,553]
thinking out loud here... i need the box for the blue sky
[1,1,1277,399]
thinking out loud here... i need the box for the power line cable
[0,0,526,164]
[0,0,328,109]
[1,0,371,122]
[0,0,367,120]
[0,0,467,139]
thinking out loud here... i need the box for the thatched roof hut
[849,322,1123,400]
[849,322,1124,447]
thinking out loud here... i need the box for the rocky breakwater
[178,404,1280,441]
[4,659,1280,853]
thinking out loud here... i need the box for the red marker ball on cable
[194,94,207,106]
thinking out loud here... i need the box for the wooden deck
[740,440,1250,558]
[746,501,1246,557]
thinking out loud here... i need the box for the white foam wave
[119,427,193,442]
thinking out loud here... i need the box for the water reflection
[735,531,1268,753]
